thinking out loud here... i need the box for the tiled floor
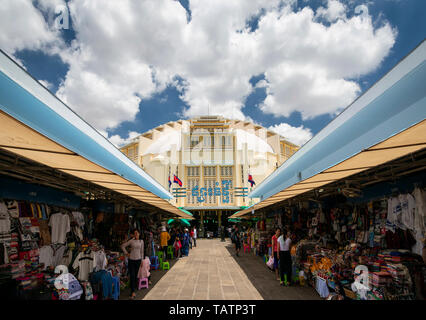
[142,238,320,300]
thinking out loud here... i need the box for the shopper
[173,234,182,258]
[182,228,190,256]
[160,227,171,261]
[192,226,197,247]
[121,229,144,299]
[278,230,292,286]
[233,226,241,257]
[272,228,281,281]
[189,228,194,249]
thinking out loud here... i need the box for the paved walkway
[142,239,320,300]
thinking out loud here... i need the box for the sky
[1,0,425,148]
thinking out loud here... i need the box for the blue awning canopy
[231,40,426,218]
[0,50,192,219]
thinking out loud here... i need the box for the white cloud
[316,0,347,22]
[268,123,313,146]
[1,0,397,138]
[0,0,63,54]
[108,131,141,148]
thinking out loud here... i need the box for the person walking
[121,229,144,299]
[189,228,194,249]
[182,228,190,256]
[192,226,197,247]
[278,230,293,286]
[271,228,281,281]
[233,226,241,256]
[160,226,171,261]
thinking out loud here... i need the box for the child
[174,236,182,259]
[138,256,152,285]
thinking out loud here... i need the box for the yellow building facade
[120,116,298,234]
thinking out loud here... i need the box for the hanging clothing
[39,245,54,270]
[94,250,108,272]
[399,194,416,231]
[49,213,70,244]
[72,250,95,281]
[90,270,114,299]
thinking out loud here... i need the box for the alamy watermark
[42,4,70,30]
[54,4,70,30]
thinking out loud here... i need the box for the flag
[248,174,255,187]
[173,175,183,187]
[168,176,172,188]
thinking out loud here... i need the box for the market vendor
[121,229,144,300]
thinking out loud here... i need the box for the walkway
[142,239,320,300]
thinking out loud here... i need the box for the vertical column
[218,210,222,228]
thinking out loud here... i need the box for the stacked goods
[370,271,392,287]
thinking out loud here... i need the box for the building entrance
[192,210,234,238]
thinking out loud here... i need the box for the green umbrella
[168,218,191,226]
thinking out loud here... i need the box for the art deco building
[120,116,298,234]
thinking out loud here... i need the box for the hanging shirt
[94,250,108,272]
[72,251,95,281]
[413,188,426,234]
[51,244,67,267]
[387,197,401,226]
[72,212,85,228]
[399,194,416,231]
[39,245,54,270]
[6,201,19,218]
[193,228,197,239]
[49,213,70,244]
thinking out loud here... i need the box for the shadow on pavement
[224,243,320,300]
[119,255,181,300]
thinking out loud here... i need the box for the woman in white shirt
[278,230,292,286]
[121,229,144,299]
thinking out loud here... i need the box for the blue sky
[2,0,425,146]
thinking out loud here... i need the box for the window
[128,147,134,159]
[285,145,290,157]
[241,165,244,184]
[227,135,232,146]
[222,136,226,147]
[190,136,199,148]
[187,178,199,204]
[187,166,200,177]
[220,166,233,177]
[204,166,216,177]
[203,134,215,147]
[205,179,217,204]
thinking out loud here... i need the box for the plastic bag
[266,256,274,269]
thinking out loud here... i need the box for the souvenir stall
[286,185,426,300]
[0,187,168,300]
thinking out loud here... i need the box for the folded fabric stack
[16,276,32,290]
[10,260,25,279]
[370,271,392,287]
[8,233,19,261]
[371,261,382,272]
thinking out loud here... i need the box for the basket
[343,287,357,299]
